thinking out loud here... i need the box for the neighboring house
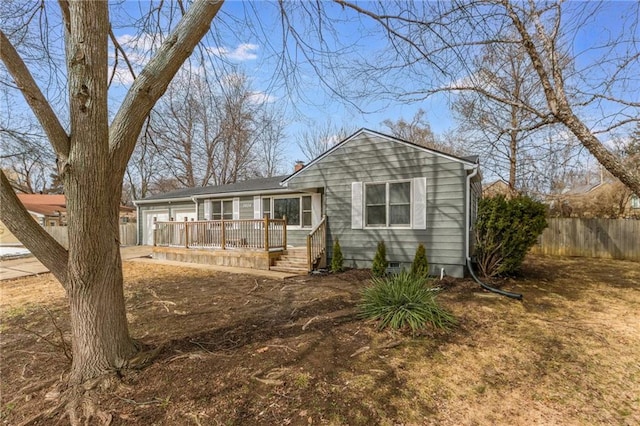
[135,129,482,277]
[547,178,639,218]
[0,194,135,245]
[482,179,515,199]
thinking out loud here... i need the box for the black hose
[466,259,523,300]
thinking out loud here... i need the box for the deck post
[306,234,312,272]
[153,217,157,247]
[184,217,189,248]
[221,219,226,250]
[283,215,287,249]
[264,216,269,251]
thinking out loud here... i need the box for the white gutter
[465,163,479,261]
[190,188,295,200]
[134,196,194,205]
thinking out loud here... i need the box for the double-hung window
[365,181,411,227]
[270,195,313,227]
[212,200,233,220]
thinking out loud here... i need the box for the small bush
[331,238,344,273]
[411,243,429,277]
[475,195,547,277]
[371,240,387,277]
[359,270,456,333]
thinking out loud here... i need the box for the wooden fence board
[43,223,138,248]
[530,218,640,261]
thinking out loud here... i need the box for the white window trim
[364,179,413,229]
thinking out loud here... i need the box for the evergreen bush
[331,238,344,273]
[411,243,429,277]
[359,270,456,333]
[475,195,547,277]
[371,240,387,277]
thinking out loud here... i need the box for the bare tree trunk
[62,1,137,382]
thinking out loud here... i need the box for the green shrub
[371,240,387,277]
[475,195,547,277]
[411,243,429,277]
[331,238,344,273]
[359,270,456,333]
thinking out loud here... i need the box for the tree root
[16,344,164,426]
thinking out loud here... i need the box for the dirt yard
[1,255,639,425]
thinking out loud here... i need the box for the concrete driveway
[0,246,153,281]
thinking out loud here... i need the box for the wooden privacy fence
[43,223,137,248]
[530,218,640,261]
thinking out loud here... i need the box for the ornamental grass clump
[359,270,456,334]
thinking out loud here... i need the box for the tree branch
[109,0,224,172]
[0,30,70,159]
[0,170,68,285]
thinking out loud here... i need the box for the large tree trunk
[2,0,223,388]
[63,1,137,382]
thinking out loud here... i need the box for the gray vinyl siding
[286,132,470,277]
[239,196,254,219]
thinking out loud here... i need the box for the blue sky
[108,1,456,164]
[5,1,638,176]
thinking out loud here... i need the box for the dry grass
[1,255,639,425]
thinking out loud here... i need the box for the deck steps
[271,247,308,274]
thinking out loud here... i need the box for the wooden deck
[153,217,326,273]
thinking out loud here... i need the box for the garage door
[142,211,169,245]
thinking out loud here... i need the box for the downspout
[135,203,140,246]
[465,163,523,300]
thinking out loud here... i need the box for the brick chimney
[294,161,304,172]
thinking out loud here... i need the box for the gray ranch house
[134,129,482,277]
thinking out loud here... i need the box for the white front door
[173,209,197,222]
[143,211,169,245]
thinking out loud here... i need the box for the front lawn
[1,255,638,425]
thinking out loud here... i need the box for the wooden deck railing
[154,217,287,251]
[306,215,327,271]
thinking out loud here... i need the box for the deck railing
[306,215,327,271]
[154,217,287,251]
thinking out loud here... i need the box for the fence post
[264,216,269,251]
[184,217,189,248]
[221,219,226,250]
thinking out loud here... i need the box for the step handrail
[306,215,327,271]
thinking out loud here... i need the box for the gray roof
[139,175,288,201]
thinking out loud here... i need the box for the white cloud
[209,43,259,61]
[248,91,277,105]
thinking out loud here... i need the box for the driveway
[0,246,153,281]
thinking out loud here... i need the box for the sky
[3,0,638,180]
[106,0,463,165]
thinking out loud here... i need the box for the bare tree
[334,0,640,196]
[296,120,354,162]
[0,1,223,415]
[254,108,287,177]
[150,71,284,187]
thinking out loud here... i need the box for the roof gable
[282,128,477,184]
